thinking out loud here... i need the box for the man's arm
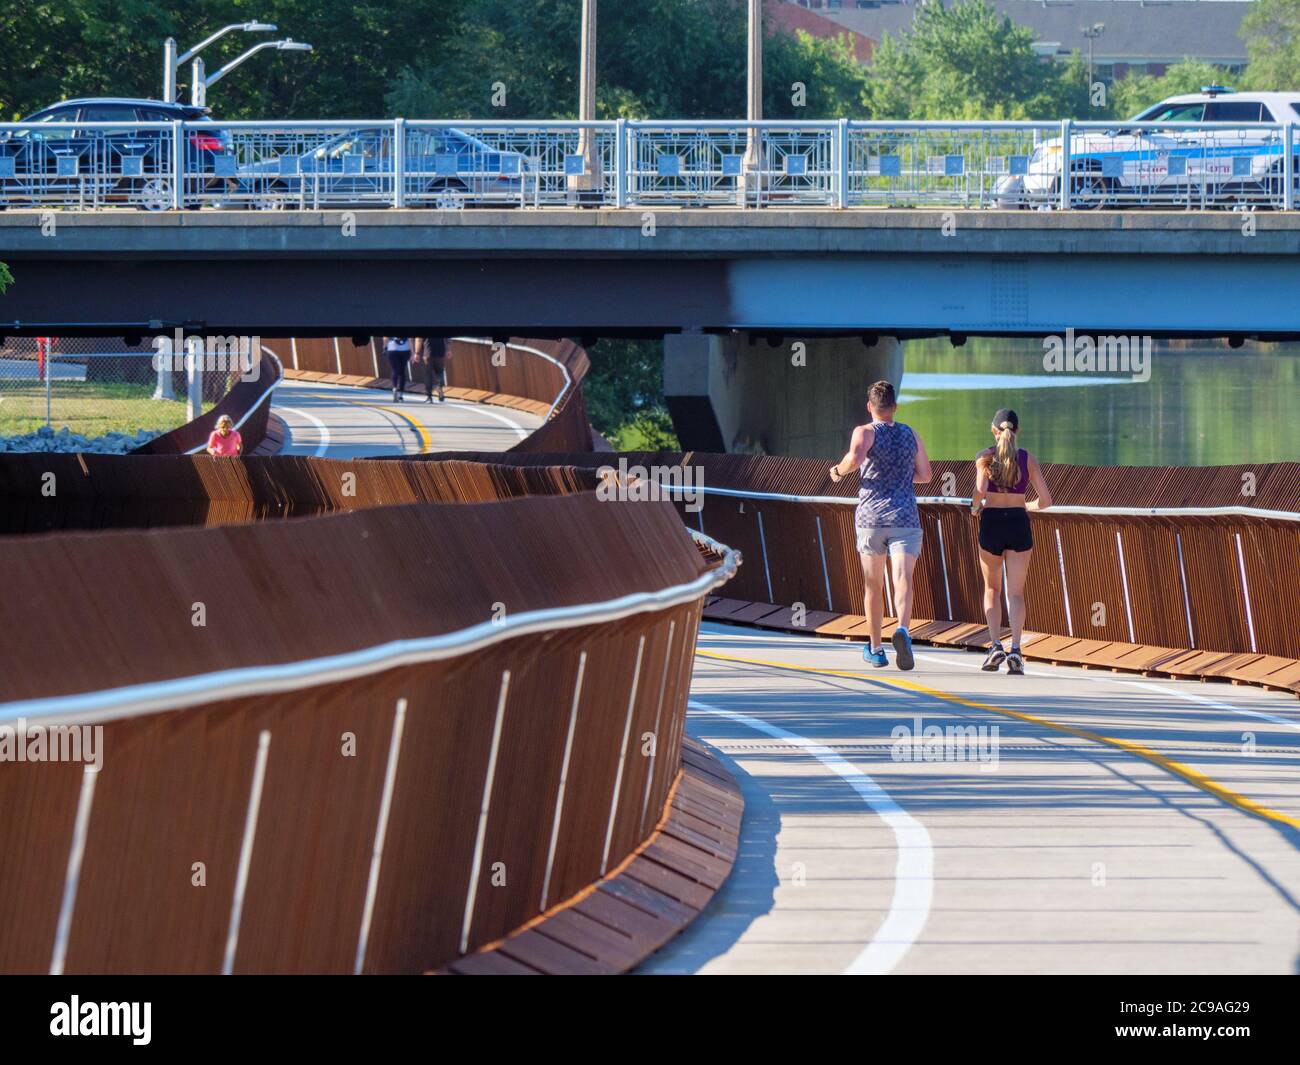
[828,425,872,483]
[912,431,932,484]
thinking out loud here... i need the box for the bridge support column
[663,332,903,458]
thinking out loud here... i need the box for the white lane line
[282,387,412,453]
[688,698,933,976]
[912,650,1300,733]
[444,399,531,442]
[275,404,331,457]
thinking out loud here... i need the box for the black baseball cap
[991,408,1019,431]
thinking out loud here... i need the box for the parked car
[0,97,232,209]
[235,126,526,208]
[996,89,1300,209]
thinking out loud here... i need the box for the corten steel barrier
[131,348,282,456]
[0,493,737,973]
[265,335,592,454]
[0,455,599,536]
[428,452,1300,674]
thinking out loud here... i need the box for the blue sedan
[236,126,526,208]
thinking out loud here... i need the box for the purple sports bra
[987,448,1030,493]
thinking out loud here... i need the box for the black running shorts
[979,506,1033,554]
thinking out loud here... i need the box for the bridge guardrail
[3,118,1296,211]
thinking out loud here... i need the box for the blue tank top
[857,421,919,528]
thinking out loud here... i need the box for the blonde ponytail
[990,421,1019,490]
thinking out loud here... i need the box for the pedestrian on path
[829,380,931,670]
[384,336,413,402]
[416,335,450,404]
[205,414,242,456]
[970,408,1052,675]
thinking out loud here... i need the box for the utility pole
[1082,23,1105,90]
[571,0,599,200]
[740,0,763,205]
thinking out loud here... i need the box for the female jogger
[970,408,1052,675]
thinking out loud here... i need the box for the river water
[897,340,1300,466]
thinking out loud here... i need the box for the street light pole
[162,22,278,103]
[164,38,178,104]
[191,39,314,107]
[579,0,597,126]
[740,0,763,205]
[1082,23,1105,90]
[572,0,599,198]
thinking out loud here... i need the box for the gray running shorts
[857,525,923,558]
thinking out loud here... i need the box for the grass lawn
[0,381,197,438]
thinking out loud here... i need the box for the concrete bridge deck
[4,207,1300,257]
[5,209,1298,337]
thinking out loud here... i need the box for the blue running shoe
[863,645,888,668]
[891,627,915,671]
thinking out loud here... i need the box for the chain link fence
[0,337,238,452]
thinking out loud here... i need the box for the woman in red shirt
[205,415,243,457]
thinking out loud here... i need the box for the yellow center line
[334,396,431,454]
[696,648,1300,832]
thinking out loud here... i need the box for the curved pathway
[272,378,541,457]
[641,623,1300,975]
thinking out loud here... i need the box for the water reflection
[898,339,1300,466]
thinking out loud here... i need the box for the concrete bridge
[3,209,1299,338]
[6,207,1299,456]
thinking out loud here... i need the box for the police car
[996,88,1300,208]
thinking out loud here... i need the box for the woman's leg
[890,548,919,631]
[860,551,885,649]
[978,548,1005,645]
[1003,548,1034,648]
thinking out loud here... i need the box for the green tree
[584,339,678,451]
[868,1,1067,120]
[386,0,870,120]
[1108,59,1238,119]
[0,0,463,120]
[1241,0,1300,90]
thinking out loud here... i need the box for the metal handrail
[451,336,573,420]
[0,530,739,726]
[656,482,1300,522]
[3,116,1294,212]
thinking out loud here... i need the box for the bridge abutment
[663,332,903,458]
